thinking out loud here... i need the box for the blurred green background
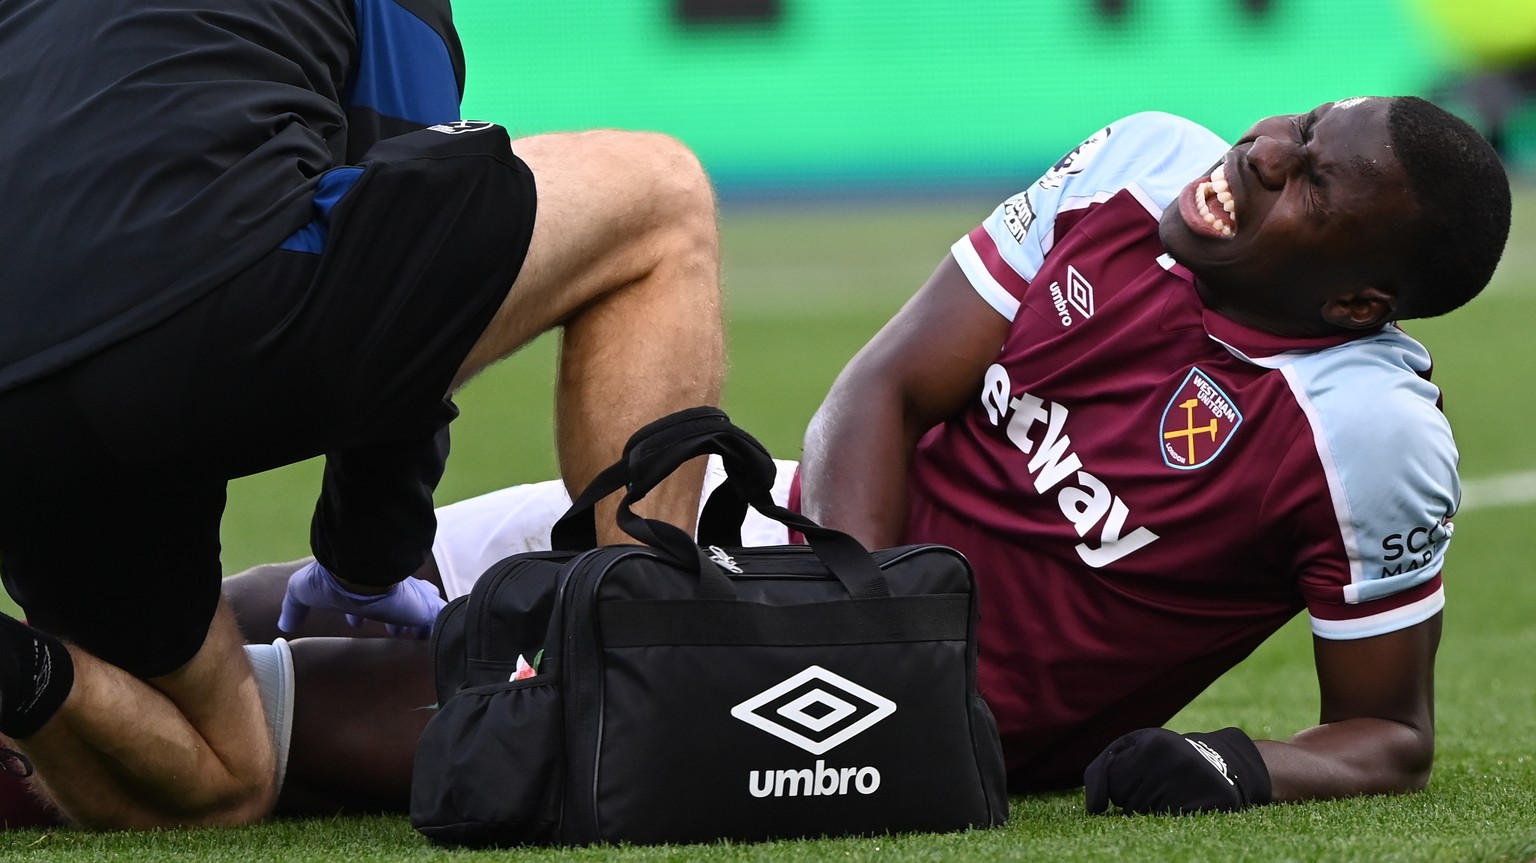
[215,0,1536,571]
[6,2,1536,858]
[449,0,1526,194]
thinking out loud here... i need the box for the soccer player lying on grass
[226,95,1520,819]
[1,94,1510,827]
[795,94,1509,814]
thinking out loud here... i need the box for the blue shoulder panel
[347,0,460,126]
[1284,327,1459,605]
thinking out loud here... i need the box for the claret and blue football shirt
[924,112,1458,789]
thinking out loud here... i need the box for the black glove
[1084,726,1273,815]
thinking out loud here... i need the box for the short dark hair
[1388,95,1511,319]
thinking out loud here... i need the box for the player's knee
[647,137,720,284]
[170,759,278,828]
[222,773,280,825]
[609,130,716,238]
[165,782,272,828]
[648,133,714,216]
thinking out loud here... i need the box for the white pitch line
[1460,469,1536,512]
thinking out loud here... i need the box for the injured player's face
[1159,96,1418,338]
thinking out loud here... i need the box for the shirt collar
[1157,253,1372,369]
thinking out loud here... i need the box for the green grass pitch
[3,189,1534,861]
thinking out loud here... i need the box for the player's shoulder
[1105,110,1222,141]
[1286,327,1457,508]
[1292,326,1445,433]
[1036,112,1228,210]
[1284,328,1456,617]
[1076,112,1226,160]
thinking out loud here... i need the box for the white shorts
[431,455,800,600]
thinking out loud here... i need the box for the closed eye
[1296,112,1316,141]
[1292,113,1326,191]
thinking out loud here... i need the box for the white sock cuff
[243,638,295,794]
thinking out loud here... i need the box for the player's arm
[1258,612,1439,800]
[275,422,453,637]
[800,254,1009,548]
[1084,612,1440,814]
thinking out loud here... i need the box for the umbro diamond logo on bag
[730,665,896,755]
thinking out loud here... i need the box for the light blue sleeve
[1284,328,1459,638]
[951,112,1228,319]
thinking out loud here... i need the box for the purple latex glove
[277,560,446,639]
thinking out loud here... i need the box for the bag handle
[615,475,892,601]
[549,407,774,550]
[553,407,890,600]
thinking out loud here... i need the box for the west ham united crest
[1160,367,1242,470]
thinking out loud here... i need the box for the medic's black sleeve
[309,401,456,587]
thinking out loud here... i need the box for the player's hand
[277,560,446,639]
[1084,727,1272,815]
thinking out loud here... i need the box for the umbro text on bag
[409,407,1008,846]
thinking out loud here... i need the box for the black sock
[0,616,74,739]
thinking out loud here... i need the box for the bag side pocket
[409,677,565,847]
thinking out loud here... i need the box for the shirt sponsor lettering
[980,363,1159,567]
[1001,192,1036,243]
[1380,518,1451,577]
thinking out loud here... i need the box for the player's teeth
[1209,166,1238,223]
[1195,182,1234,235]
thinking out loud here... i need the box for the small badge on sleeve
[428,120,496,135]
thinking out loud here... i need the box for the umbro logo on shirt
[1046,265,1097,327]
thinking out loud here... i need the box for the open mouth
[1192,164,1238,237]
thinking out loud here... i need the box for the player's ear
[1322,286,1396,330]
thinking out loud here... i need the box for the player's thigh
[458,130,716,375]
[279,636,433,813]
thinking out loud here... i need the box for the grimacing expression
[1159,97,1422,337]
